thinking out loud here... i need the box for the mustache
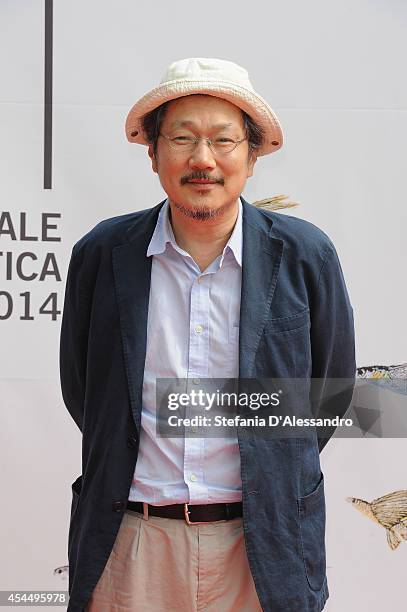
[181,171,224,185]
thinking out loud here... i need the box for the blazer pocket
[265,308,310,334]
[297,472,327,592]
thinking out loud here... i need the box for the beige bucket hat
[125,57,283,156]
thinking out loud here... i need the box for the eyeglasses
[158,133,247,155]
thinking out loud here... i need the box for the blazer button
[127,435,138,449]
[112,501,126,512]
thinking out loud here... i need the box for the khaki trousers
[86,507,263,611]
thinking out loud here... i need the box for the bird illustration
[347,490,407,550]
[252,194,299,211]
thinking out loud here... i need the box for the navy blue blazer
[60,196,355,612]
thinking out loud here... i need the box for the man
[60,58,356,612]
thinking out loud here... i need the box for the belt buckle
[184,503,226,525]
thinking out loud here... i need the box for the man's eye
[173,136,193,142]
[216,138,234,143]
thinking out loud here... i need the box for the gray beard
[170,198,237,222]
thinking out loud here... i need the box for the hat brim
[125,79,283,156]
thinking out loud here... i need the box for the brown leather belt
[126,501,243,524]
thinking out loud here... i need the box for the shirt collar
[146,197,242,267]
[146,198,178,258]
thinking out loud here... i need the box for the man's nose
[188,139,217,169]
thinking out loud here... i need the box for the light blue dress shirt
[128,197,243,505]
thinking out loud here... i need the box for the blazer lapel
[112,200,166,432]
[239,198,284,377]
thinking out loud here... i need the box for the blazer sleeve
[59,242,93,433]
[309,241,356,453]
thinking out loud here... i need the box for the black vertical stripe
[44,0,53,189]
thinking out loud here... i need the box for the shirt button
[190,474,198,482]
[197,276,203,283]
[192,378,200,384]
[195,324,203,334]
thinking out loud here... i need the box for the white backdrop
[1,1,406,610]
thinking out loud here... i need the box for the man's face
[148,95,257,221]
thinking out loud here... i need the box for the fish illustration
[357,362,407,380]
[347,490,407,550]
[356,362,407,397]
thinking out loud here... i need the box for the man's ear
[148,144,158,173]
[247,152,258,178]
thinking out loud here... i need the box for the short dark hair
[141,97,264,160]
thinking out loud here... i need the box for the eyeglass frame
[158,132,248,155]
